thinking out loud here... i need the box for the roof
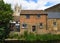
[45,3,60,12]
[20,10,47,15]
[47,12,60,19]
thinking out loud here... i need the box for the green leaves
[0,0,13,22]
[0,0,13,40]
[8,32,60,41]
[0,27,5,39]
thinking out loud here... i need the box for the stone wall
[20,14,48,34]
[48,19,60,34]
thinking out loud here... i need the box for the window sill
[22,27,27,29]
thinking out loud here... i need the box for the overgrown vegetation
[8,31,60,41]
[8,32,21,39]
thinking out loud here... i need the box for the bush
[8,32,19,39]
[0,27,5,39]
[24,31,36,41]
[7,31,60,41]
[36,34,60,41]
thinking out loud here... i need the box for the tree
[0,0,13,39]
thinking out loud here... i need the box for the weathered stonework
[11,4,60,34]
[20,14,48,34]
[47,19,60,34]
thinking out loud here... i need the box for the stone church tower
[9,4,22,31]
[13,4,21,22]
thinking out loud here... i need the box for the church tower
[13,4,22,22]
[13,4,21,16]
[10,4,22,31]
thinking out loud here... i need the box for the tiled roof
[20,10,47,14]
[44,3,60,19]
[47,12,60,19]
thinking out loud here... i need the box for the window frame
[32,26,36,32]
[22,23,27,28]
[40,23,43,29]
[53,22,56,26]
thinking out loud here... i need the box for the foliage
[8,32,21,39]
[24,31,36,41]
[0,0,13,40]
[36,34,60,41]
[0,27,5,39]
[0,0,13,26]
[8,31,60,41]
[0,27,6,43]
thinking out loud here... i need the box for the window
[32,26,36,31]
[22,23,27,28]
[53,22,56,26]
[40,23,43,29]
[37,14,40,18]
[26,15,30,19]
[15,21,20,32]
[40,23,43,26]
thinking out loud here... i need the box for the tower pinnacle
[13,4,22,16]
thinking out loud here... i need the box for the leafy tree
[0,0,13,39]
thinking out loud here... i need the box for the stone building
[20,10,48,34]
[45,3,60,34]
[11,3,60,34]
[11,4,48,34]
[47,12,60,34]
[45,3,60,12]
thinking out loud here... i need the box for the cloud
[3,0,60,10]
[45,2,53,6]
[25,0,38,3]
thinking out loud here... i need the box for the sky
[4,0,60,10]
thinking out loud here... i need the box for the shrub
[8,32,60,41]
[0,27,5,39]
[36,34,60,41]
[24,31,36,41]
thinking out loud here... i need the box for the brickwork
[20,14,48,34]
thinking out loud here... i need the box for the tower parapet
[13,4,21,16]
